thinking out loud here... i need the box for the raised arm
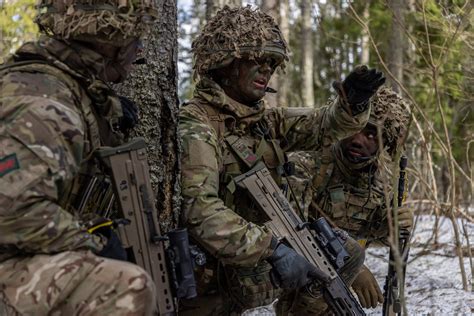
[268,66,385,151]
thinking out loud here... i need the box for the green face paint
[222,52,282,106]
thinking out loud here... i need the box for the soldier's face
[116,38,143,76]
[340,124,379,161]
[222,53,281,105]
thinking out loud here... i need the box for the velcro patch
[0,154,20,177]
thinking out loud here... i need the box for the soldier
[0,0,158,314]
[288,87,413,310]
[179,6,386,315]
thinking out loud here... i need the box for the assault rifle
[97,138,205,315]
[383,155,410,316]
[234,162,366,316]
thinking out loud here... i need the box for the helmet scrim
[35,0,158,45]
[192,5,289,78]
[370,87,410,156]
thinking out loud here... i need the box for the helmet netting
[370,87,411,156]
[35,0,158,44]
[192,5,289,78]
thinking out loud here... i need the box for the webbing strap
[225,135,258,169]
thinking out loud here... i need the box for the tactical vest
[309,151,386,245]
[185,99,289,225]
[0,56,122,221]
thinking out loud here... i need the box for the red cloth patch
[0,154,20,177]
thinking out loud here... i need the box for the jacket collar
[17,35,112,84]
[194,76,266,122]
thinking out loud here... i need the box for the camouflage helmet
[369,87,410,156]
[35,0,158,45]
[192,5,289,78]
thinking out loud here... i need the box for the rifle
[234,162,366,316]
[383,155,410,316]
[96,138,204,315]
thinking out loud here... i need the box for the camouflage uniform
[286,88,410,312]
[179,7,369,315]
[288,88,411,245]
[0,1,158,314]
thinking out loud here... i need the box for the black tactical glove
[88,218,128,262]
[333,65,386,115]
[267,242,331,289]
[118,95,139,134]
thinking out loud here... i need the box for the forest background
[1,0,473,313]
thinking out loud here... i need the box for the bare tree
[261,0,279,107]
[387,0,407,92]
[206,0,242,21]
[278,0,290,107]
[361,1,370,64]
[116,0,180,232]
[301,0,315,107]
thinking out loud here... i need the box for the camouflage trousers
[0,250,156,316]
[180,235,364,316]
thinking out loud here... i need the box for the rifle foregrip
[167,228,198,299]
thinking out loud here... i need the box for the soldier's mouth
[253,78,267,90]
[348,149,364,158]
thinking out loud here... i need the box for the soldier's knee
[99,258,156,314]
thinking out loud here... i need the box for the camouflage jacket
[0,36,124,262]
[179,77,370,267]
[288,148,391,246]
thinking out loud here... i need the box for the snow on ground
[245,215,474,315]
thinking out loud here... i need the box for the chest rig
[310,147,386,243]
[189,100,293,224]
[1,55,123,221]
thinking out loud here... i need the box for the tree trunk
[261,0,279,108]
[206,0,215,21]
[278,0,290,107]
[361,1,370,65]
[301,0,315,107]
[207,0,242,20]
[116,0,180,232]
[387,0,406,92]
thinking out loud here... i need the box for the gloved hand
[88,218,128,261]
[333,65,385,114]
[267,242,330,290]
[351,265,383,308]
[118,95,139,134]
[397,206,414,232]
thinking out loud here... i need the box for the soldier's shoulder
[179,98,221,142]
[1,63,87,144]
[0,62,84,115]
[180,98,212,121]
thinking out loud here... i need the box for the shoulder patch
[0,154,20,177]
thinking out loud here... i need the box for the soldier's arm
[267,96,370,151]
[0,72,103,254]
[179,105,274,267]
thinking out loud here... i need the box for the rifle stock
[234,162,366,316]
[96,138,181,315]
